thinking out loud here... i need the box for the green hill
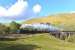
[0,33,75,50]
[24,13,75,31]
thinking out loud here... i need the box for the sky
[0,0,75,23]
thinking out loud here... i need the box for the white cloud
[33,4,42,14]
[0,0,28,17]
[0,7,7,16]
[68,11,75,13]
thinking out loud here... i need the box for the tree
[9,21,21,33]
[0,23,9,34]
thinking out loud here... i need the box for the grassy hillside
[0,33,75,50]
[24,13,75,31]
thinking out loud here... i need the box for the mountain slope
[24,13,75,31]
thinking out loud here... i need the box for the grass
[0,33,75,50]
